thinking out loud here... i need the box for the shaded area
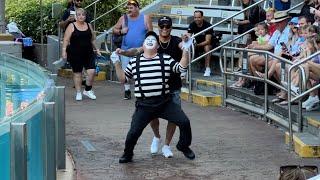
[60,78,319,180]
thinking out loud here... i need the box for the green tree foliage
[5,0,153,42]
[83,0,153,33]
[5,0,65,42]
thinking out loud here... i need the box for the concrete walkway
[59,77,319,180]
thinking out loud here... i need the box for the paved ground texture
[59,78,319,180]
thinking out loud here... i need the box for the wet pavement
[59,78,319,180]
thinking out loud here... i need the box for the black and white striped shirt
[124,53,187,98]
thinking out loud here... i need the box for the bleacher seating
[101,0,320,157]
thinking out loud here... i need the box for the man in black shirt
[111,31,195,163]
[116,16,187,159]
[300,0,315,24]
[188,10,213,77]
[60,0,91,30]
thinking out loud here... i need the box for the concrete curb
[57,150,75,180]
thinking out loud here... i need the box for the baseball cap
[158,16,172,26]
[145,31,159,43]
[289,17,298,25]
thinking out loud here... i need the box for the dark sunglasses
[280,165,318,177]
[75,0,82,2]
[159,25,171,29]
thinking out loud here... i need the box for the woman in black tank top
[62,8,101,101]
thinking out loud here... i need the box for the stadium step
[195,79,224,95]
[58,69,106,81]
[226,87,304,129]
[306,115,320,137]
[285,132,320,158]
[150,13,189,24]
[180,87,222,106]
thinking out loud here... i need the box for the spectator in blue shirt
[269,0,291,11]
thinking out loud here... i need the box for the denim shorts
[120,55,131,70]
[170,90,181,107]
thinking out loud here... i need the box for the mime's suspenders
[135,53,166,98]
[135,54,144,98]
[159,53,166,96]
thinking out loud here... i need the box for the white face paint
[143,35,158,50]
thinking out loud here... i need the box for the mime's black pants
[123,95,192,155]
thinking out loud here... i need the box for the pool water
[0,68,44,180]
[0,69,41,119]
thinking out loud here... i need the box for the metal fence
[0,52,65,180]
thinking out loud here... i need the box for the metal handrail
[91,0,128,23]
[221,46,306,93]
[186,0,266,99]
[84,0,101,9]
[193,28,254,64]
[287,51,320,150]
[218,1,308,153]
[84,0,101,31]
[221,46,306,130]
[289,51,320,102]
[284,1,304,13]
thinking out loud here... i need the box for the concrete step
[180,87,222,106]
[150,13,189,24]
[227,87,301,122]
[225,98,300,132]
[285,132,320,158]
[306,115,320,137]
[195,79,223,95]
[58,69,106,81]
[180,0,221,5]
[0,34,14,41]
[159,4,180,14]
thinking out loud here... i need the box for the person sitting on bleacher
[266,8,277,36]
[234,0,266,43]
[310,0,320,26]
[231,11,290,88]
[271,27,309,105]
[187,10,213,77]
[231,22,270,87]
[269,0,290,11]
[285,30,320,110]
[255,17,301,80]
[298,15,312,27]
[248,11,290,79]
[271,25,317,106]
[300,0,316,25]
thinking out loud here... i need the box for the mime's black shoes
[119,153,133,163]
[176,145,195,160]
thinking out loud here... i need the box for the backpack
[113,14,128,48]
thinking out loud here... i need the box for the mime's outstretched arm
[110,52,126,83]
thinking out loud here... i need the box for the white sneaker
[302,96,319,109]
[83,90,96,100]
[290,85,299,95]
[162,145,173,158]
[75,92,82,101]
[306,102,320,111]
[150,137,161,154]
[203,68,211,77]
